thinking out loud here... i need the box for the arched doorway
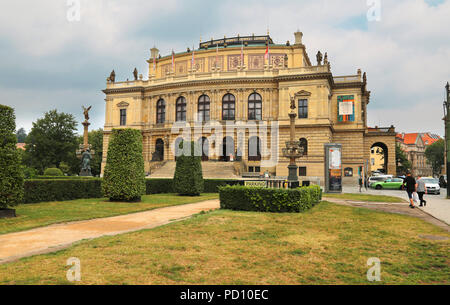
[155,138,164,161]
[370,142,388,174]
[197,137,209,161]
[248,136,261,161]
[222,136,234,162]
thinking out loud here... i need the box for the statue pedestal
[80,169,92,177]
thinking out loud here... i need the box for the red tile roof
[16,143,26,150]
[396,133,442,146]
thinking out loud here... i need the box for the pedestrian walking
[403,171,417,208]
[359,175,363,192]
[416,176,427,207]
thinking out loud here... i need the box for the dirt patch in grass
[323,193,406,203]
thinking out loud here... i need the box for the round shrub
[0,105,24,209]
[173,141,204,196]
[44,167,64,176]
[102,128,145,202]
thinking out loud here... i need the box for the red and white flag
[264,43,270,62]
[215,43,219,68]
[191,46,195,69]
[153,55,156,72]
[171,50,175,71]
[240,42,244,66]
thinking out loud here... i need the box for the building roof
[396,132,442,146]
[16,143,26,150]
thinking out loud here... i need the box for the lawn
[323,193,406,203]
[0,201,448,285]
[0,193,218,235]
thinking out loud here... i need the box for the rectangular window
[120,109,127,126]
[298,99,308,118]
[299,167,307,177]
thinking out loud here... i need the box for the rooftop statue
[109,70,116,82]
[133,68,138,81]
[82,105,92,122]
[316,51,323,65]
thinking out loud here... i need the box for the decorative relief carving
[208,56,224,71]
[175,60,188,75]
[116,101,130,108]
[227,55,241,71]
[270,54,286,68]
[248,54,264,70]
[192,57,205,72]
[161,64,172,77]
[294,90,312,97]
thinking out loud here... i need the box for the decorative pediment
[116,101,129,108]
[294,90,312,97]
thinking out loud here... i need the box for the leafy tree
[102,129,145,202]
[173,141,204,196]
[396,144,411,175]
[25,110,78,174]
[16,128,27,143]
[425,139,445,176]
[0,105,24,209]
[77,128,103,177]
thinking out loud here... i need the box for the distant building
[16,143,26,150]
[396,133,442,177]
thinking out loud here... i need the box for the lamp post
[282,95,304,188]
[444,82,450,198]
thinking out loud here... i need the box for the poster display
[324,144,342,193]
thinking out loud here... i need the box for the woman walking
[416,176,427,207]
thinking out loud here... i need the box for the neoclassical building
[101,31,396,184]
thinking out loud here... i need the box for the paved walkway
[0,200,219,264]
[343,186,450,225]
[325,197,449,233]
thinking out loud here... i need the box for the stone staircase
[148,161,239,179]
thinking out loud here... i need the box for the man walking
[358,175,363,192]
[404,171,417,208]
[416,176,427,207]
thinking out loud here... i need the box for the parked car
[419,178,441,195]
[371,178,404,190]
[368,175,393,187]
[439,175,447,188]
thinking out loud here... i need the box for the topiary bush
[102,129,145,202]
[173,141,204,196]
[44,167,64,176]
[219,185,322,213]
[0,105,24,209]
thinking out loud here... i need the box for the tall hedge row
[145,178,243,194]
[102,129,146,202]
[173,141,204,196]
[219,185,322,213]
[0,105,24,209]
[24,179,102,203]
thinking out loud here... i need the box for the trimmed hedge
[34,176,96,180]
[103,129,146,202]
[173,141,204,196]
[43,168,64,176]
[145,178,243,194]
[23,179,103,203]
[219,185,322,213]
[0,104,24,208]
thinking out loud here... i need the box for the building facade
[396,132,442,177]
[101,32,396,185]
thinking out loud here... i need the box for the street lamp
[444,82,450,198]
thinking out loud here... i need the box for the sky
[0,0,449,136]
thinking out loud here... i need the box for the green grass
[0,201,448,285]
[0,193,218,235]
[323,193,406,203]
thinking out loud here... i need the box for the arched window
[176,96,187,122]
[222,94,235,121]
[156,99,165,123]
[198,95,210,122]
[248,136,261,161]
[299,138,308,156]
[248,93,262,120]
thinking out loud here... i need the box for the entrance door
[198,137,209,161]
[222,136,234,162]
[155,138,164,161]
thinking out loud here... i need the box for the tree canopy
[25,110,78,173]
[425,139,445,176]
[396,144,411,175]
[16,128,27,143]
